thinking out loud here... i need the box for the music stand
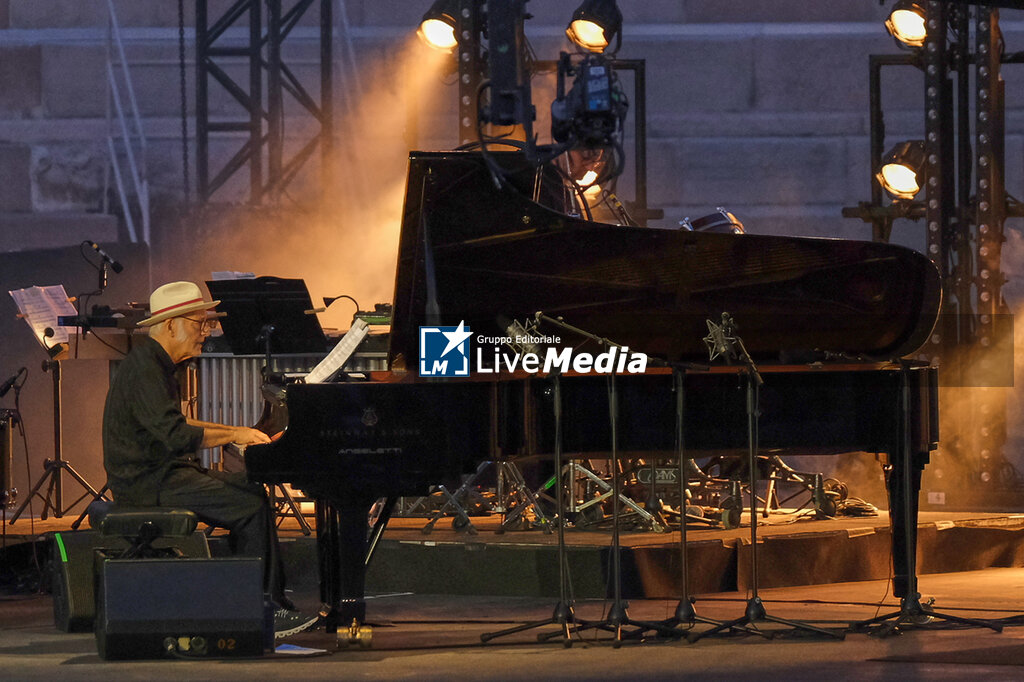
[205,277,327,522]
[10,347,108,523]
[205,277,328,358]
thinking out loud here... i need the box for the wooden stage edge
[7,508,1024,599]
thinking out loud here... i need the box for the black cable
[178,0,191,206]
[13,387,44,587]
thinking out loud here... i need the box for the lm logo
[419,321,472,377]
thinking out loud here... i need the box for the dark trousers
[156,465,287,604]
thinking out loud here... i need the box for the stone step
[0,212,118,253]
[1,1,893,31]
[1,23,1021,122]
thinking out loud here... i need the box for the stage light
[885,1,927,48]
[577,170,603,200]
[418,0,459,52]
[566,0,622,54]
[876,140,926,199]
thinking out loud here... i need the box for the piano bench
[87,500,199,542]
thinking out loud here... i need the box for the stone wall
[2,1,1024,511]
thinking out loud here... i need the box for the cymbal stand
[482,372,587,646]
[852,361,1001,636]
[691,314,842,642]
[10,355,106,523]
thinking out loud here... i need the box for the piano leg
[885,452,924,599]
[316,498,372,647]
[853,364,1001,636]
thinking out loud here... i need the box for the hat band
[150,297,205,317]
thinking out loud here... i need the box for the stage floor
[3,566,1024,680]
[4,509,1024,678]
[7,507,1024,597]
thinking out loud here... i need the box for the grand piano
[245,151,942,639]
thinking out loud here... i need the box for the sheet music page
[210,270,256,280]
[8,284,77,346]
[305,318,369,384]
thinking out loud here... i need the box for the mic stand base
[851,593,1002,638]
[689,596,841,642]
[8,458,107,524]
[484,601,589,648]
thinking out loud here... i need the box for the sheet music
[210,270,256,280]
[305,318,370,384]
[8,284,78,347]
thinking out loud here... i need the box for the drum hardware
[561,459,664,533]
[268,484,313,535]
[703,454,848,520]
[413,458,555,535]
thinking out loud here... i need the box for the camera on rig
[550,52,628,149]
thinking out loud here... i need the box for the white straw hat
[137,281,221,327]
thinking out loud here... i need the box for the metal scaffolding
[195,0,333,204]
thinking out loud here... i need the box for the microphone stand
[528,313,682,645]
[691,313,842,642]
[656,367,739,635]
[482,371,589,647]
[258,324,277,381]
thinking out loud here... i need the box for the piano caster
[337,619,373,649]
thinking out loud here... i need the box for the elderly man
[102,280,317,639]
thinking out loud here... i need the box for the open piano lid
[388,151,942,367]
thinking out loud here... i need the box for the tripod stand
[657,368,734,634]
[481,373,586,647]
[10,356,107,523]
[691,314,843,642]
[852,362,1001,636]
[552,371,681,647]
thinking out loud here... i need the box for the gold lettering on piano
[318,427,421,440]
[335,448,404,456]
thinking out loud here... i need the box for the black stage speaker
[51,529,210,632]
[95,557,264,660]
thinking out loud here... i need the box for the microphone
[703,317,735,362]
[0,368,25,398]
[87,241,124,273]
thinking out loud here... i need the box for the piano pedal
[337,619,373,649]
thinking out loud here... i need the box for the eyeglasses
[180,315,217,332]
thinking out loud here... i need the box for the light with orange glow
[885,1,927,48]
[418,0,459,52]
[566,0,622,54]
